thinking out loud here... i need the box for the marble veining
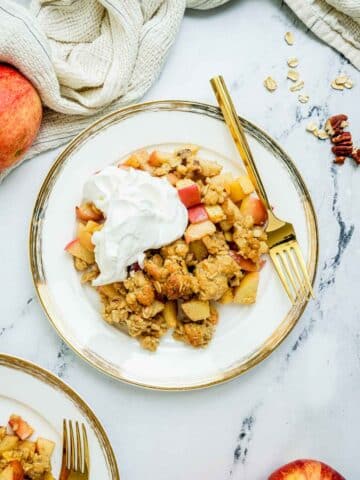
[231,411,258,469]
[1,0,360,479]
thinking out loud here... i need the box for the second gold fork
[60,419,89,480]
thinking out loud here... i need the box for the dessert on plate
[0,415,55,480]
[66,146,268,351]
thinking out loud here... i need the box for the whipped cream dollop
[83,166,188,286]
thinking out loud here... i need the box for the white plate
[0,354,119,479]
[30,101,318,390]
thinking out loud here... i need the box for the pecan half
[331,132,352,144]
[351,149,360,165]
[334,156,346,165]
[332,145,353,156]
[325,114,348,136]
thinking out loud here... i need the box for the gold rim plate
[29,100,318,390]
[0,353,120,478]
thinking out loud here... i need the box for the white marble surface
[1,0,360,478]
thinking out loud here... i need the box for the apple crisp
[66,146,268,351]
[0,415,55,479]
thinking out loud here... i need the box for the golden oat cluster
[68,147,268,351]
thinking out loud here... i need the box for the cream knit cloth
[0,0,360,180]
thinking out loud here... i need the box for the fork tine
[292,243,315,298]
[82,424,90,473]
[76,421,83,472]
[270,251,295,304]
[69,420,75,471]
[286,248,307,299]
[278,250,298,300]
[62,419,68,469]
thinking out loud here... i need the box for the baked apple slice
[239,196,267,225]
[182,300,210,321]
[148,150,171,167]
[166,173,179,186]
[177,181,201,208]
[189,240,208,261]
[0,435,18,453]
[230,251,258,272]
[78,220,102,251]
[123,149,149,169]
[8,415,33,441]
[233,272,259,304]
[65,239,95,264]
[188,204,208,224]
[0,461,24,480]
[75,203,103,222]
[185,220,216,243]
[219,289,234,304]
[205,205,225,223]
[229,175,254,202]
[163,301,177,328]
[36,437,55,457]
[77,223,94,252]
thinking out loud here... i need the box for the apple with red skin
[76,203,103,222]
[8,415,33,440]
[240,196,267,225]
[230,251,258,272]
[65,238,94,264]
[188,204,208,224]
[269,459,345,480]
[0,460,24,480]
[0,64,42,172]
[178,184,201,208]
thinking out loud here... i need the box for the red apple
[240,196,267,225]
[65,238,95,264]
[0,460,24,480]
[229,251,258,272]
[9,460,24,480]
[76,203,103,222]
[178,184,201,208]
[0,64,42,172]
[8,415,33,441]
[269,459,345,480]
[188,204,208,224]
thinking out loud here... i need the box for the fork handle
[210,76,271,210]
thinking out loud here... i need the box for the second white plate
[0,354,119,479]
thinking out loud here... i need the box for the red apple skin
[0,64,42,172]
[9,460,24,480]
[240,196,267,225]
[188,204,208,224]
[64,239,77,251]
[8,415,33,441]
[230,251,258,272]
[178,184,201,208]
[269,459,345,480]
[76,204,103,222]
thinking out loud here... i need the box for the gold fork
[60,420,89,480]
[210,75,314,304]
